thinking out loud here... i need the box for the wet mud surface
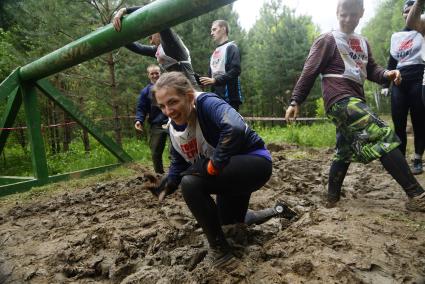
[1,144,425,283]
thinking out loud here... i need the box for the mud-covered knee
[180,175,203,198]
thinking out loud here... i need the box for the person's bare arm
[407,0,425,35]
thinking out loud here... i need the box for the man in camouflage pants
[285,0,425,211]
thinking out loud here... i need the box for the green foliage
[0,28,21,79]
[1,124,336,177]
[362,0,404,67]
[315,97,326,117]
[361,0,404,114]
[255,122,335,148]
[0,137,164,176]
[242,0,321,117]
[1,0,337,177]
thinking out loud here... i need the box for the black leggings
[180,155,272,247]
[391,80,425,156]
[328,148,424,199]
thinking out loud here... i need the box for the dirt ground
[1,143,425,284]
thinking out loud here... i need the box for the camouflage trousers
[327,97,400,164]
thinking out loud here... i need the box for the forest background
[0,0,408,177]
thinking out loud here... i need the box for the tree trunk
[78,97,91,153]
[107,52,122,146]
[50,75,62,154]
[126,96,133,139]
[15,128,27,153]
[63,111,71,152]
[48,101,61,154]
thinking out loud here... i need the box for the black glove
[180,157,212,177]
[150,176,178,201]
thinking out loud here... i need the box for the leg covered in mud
[180,155,272,267]
[380,148,424,198]
[327,98,425,211]
[244,201,297,225]
[327,159,350,207]
[380,148,425,211]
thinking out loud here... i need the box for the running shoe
[406,192,425,212]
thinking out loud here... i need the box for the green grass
[0,123,336,178]
[0,137,165,177]
[0,123,337,200]
[254,122,336,148]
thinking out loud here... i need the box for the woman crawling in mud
[148,71,293,269]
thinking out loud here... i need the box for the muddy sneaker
[205,246,238,270]
[244,201,297,226]
[412,159,423,175]
[325,196,340,208]
[274,201,297,220]
[406,192,425,212]
[222,223,249,247]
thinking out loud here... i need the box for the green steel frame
[0,0,236,196]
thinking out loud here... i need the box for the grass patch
[0,137,169,177]
[254,122,335,148]
[1,123,336,178]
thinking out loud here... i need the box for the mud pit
[1,144,425,283]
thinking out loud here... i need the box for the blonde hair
[153,72,194,97]
[147,64,160,73]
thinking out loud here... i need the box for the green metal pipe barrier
[19,0,236,81]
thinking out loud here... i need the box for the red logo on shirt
[212,49,222,59]
[349,38,363,53]
[180,138,198,159]
[398,39,413,51]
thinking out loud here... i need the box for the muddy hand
[285,104,299,123]
[134,121,143,132]
[152,176,178,202]
[385,70,402,86]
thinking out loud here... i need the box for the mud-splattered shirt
[385,27,425,87]
[167,93,270,184]
[291,31,388,111]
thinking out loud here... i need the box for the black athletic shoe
[412,159,423,175]
[205,245,238,270]
[222,223,249,246]
[244,201,297,226]
[406,192,425,212]
[274,201,297,220]
[325,193,340,208]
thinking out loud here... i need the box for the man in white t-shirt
[200,20,243,111]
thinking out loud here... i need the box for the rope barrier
[244,117,328,122]
[0,116,328,131]
[0,116,137,131]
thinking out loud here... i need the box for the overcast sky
[233,0,379,33]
